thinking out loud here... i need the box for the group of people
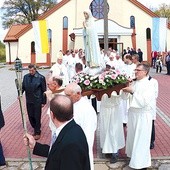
[0,8,164,169]
[20,44,158,170]
[151,50,170,75]
[22,63,97,170]
[123,47,143,63]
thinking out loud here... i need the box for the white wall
[5,42,18,63]
[167,29,170,51]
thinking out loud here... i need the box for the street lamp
[14,58,33,170]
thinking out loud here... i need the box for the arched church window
[31,41,35,53]
[90,0,109,19]
[63,16,68,29]
[130,16,135,28]
[146,28,151,40]
[48,29,52,42]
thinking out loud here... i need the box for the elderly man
[64,83,97,170]
[45,76,64,100]
[122,63,156,169]
[45,76,64,135]
[50,51,69,87]
[24,95,90,170]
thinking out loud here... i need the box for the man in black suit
[22,64,46,140]
[24,95,90,170]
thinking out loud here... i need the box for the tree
[0,41,5,62]
[1,0,57,29]
[153,3,170,23]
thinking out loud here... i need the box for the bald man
[24,95,90,170]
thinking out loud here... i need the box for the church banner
[32,20,49,54]
[152,18,167,52]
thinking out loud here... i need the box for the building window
[63,16,68,29]
[146,28,151,40]
[130,16,135,28]
[90,0,109,19]
[48,29,52,42]
[31,41,35,53]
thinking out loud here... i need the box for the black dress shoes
[110,153,118,164]
[105,153,112,159]
[0,162,6,166]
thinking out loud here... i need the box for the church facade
[3,0,170,66]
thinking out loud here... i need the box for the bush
[0,41,5,62]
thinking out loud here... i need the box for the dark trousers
[152,58,156,68]
[26,103,42,135]
[87,96,97,113]
[91,97,97,113]
[0,142,5,165]
[166,61,170,74]
[151,120,155,144]
[156,66,162,73]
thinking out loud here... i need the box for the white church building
[3,0,170,66]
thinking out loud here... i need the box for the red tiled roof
[3,0,70,42]
[3,24,30,42]
[3,0,169,42]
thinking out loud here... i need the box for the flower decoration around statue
[72,70,128,90]
[72,69,128,100]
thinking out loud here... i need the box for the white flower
[99,79,104,84]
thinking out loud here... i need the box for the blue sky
[0,0,170,42]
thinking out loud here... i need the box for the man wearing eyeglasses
[122,63,156,170]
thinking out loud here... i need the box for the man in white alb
[122,62,156,169]
[50,52,69,87]
[64,83,97,170]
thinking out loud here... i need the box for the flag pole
[14,58,33,170]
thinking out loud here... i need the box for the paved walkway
[0,65,170,169]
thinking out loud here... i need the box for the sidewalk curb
[2,157,170,170]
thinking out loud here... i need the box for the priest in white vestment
[50,52,69,87]
[64,83,97,170]
[147,75,158,149]
[106,52,117,69]
[120,54,136,125]
[122,63,156,169]
[99,92,125,163]
[67,52,78,81]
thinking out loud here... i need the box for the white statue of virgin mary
[83,9,102,69]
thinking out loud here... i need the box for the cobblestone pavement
[0,65,170,169]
